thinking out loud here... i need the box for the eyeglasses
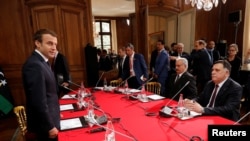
[228,50,236,52]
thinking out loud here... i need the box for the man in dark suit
[153,40,169,95]
[125,43,148,89]
[166,57,197,100]
[52,50,71,97]
[184,60,242,121]
[117,47,129,80]
[207,40,221,63]
[22,29,60,141]
[190,40,213,94]
[170,43,191,71]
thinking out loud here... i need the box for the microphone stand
[126,77,154,100]
[164,81,190,107]
[63,86,79,95]
[68,80,81,88]
[88,120,137,141]
[113,75,133,93]
[159,81,190,117]
[92,71,105,91]
[233,111,250,125]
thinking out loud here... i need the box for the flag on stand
[0,67,14,118]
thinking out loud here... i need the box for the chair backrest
[145,82,161,95]
[14,106,27,136]
[110,79,123,87]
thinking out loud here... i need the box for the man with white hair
[170,43,190,72]
[166,57,197,100]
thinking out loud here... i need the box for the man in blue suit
[22,29,60,141]
[125,43,148,89]
[153,40,169,95]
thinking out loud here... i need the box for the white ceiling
[91,0,135,17]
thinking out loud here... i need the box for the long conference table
[58,88,235,141]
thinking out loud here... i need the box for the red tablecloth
[58,89,235,141]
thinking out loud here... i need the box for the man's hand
[61,82,69,87]
[184,99,204,113]
[49,127,58,139]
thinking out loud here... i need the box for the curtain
[243,0,250,61]
[111,20,117,53]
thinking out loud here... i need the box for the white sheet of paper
[61,94,76,99]
[129,89,141,93]
[60,104,74,111]
[60,118,82,130]
[147,94,165,100]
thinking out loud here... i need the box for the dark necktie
[175,75,180,83]
[51,58,55,71]
[46,61,52,71]
[209,51,213,63]
[208,85,219,107]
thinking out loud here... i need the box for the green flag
[0,94,13,114]
[0,67,14,117]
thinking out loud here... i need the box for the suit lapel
[214,79,230,103]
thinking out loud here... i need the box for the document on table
[147,94,165,100]
[61,94,76,99]
[60,118,82,130]
[60,104,74,111]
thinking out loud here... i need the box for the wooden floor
[0,105,249,141]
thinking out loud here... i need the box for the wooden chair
[145,82,161,95]
[110,79,123,87]
[14,106,27,136]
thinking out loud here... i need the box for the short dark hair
[171,42,177,47]
[214,60,231,73]
[33,29,57,42]
[158,39,165,45]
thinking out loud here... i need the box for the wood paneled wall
[195,0,246,56]
[0,0,93,106]
[0,0,247,107]
[116,18,132,48]
[135,0,246,57]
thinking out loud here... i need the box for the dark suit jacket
[118,56,129,80]
[85,44,99,87]
[166,71,197,100]
[154,49,169,78]
[53,52,70,85]
[191,48,212,82]
[99,55,113,71]
[126,53,148,85]
[22,51,60,136]
[212,49,221,63]
[194,78,242,121]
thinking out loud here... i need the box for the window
[94,20,112,51]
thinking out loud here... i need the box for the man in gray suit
[184,60,242,121]
[22,29,60,141]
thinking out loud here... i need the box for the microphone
[233,111,250,125]
[159,81,190,117]
[68,80,81,88]
[92,71,105,91]
[113,75,133,93]
[126,77,154,101]
[63,86,79,96]
[88,119,137,141]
